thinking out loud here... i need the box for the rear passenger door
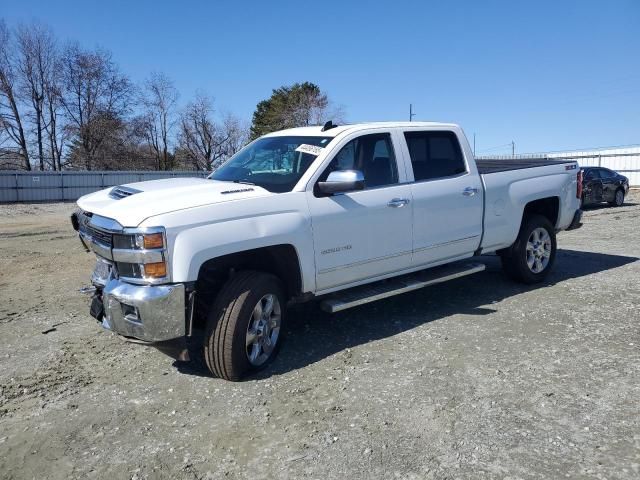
[400,129,483,266]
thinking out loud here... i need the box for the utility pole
[511,140,515,156]
[473,133,476,156]
[409,104,416,122]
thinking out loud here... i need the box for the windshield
[210,136,334,193]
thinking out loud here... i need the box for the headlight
[137,232,164,250]
[111,227,169,284]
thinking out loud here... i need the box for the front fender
[141,193,316,292]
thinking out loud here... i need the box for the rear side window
[404,131,466,181]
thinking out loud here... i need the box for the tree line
[0,19,343,172]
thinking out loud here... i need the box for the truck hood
[77,177,273,227]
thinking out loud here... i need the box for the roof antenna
[321,120,337,132]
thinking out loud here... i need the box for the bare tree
[43,62,65,170]
[220,111,249,158]
[138,72,178,170]
[60,43,132,170]
[0,21,31,170]
[178,94,230,171]
[15,22,58,170]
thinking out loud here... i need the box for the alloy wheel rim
[246,293,281,366]
[526,227,551,273]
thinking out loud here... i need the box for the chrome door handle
[388,198,410,208]
[462,187,479,196]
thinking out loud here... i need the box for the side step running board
[320,262,485,313]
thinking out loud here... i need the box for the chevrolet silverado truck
[72,121,583,380]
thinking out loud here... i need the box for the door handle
[462,187,479,196]
[387,198,410,208]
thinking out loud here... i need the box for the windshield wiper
[233,180,256,186]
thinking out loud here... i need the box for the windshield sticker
[295,144,325,156]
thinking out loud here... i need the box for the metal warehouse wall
[547,146,640,187]
[0,171,208,203]
[478,146,640,187]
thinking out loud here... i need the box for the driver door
[306,131,413,292]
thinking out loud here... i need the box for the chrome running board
[319,262,486,313]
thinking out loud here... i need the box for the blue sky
[3,0,639,154]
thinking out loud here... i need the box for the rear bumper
[95,279,186,342]
[566,209,583,231]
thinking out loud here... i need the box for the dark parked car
[581,167,629,207]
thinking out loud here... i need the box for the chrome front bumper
[101,279,186,342]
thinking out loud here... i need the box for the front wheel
[500,214,557,284]
[203,271,286,381]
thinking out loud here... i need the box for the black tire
[609,188,624,207]
[203,271,285,381]
[500,214,557,284]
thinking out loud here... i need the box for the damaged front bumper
[91,278,186,342]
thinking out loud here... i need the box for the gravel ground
[0,193,639,479]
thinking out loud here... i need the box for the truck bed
[476,157,574,174]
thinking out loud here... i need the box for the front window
[317,133,399,189]
[210,136,333,193]
[584,169,600,180]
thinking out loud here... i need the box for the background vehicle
[72,122,583,380]
[581,166,629,207]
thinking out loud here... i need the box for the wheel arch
[522,196,559,229]
[192,244,304,331]
[196,244,302,296]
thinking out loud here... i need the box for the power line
[476,143,513,153]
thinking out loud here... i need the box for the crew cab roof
[263,121,459,138]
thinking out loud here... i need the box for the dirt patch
[0,195,639,479]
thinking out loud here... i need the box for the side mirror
[318,170,365,195]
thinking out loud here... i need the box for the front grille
[88,226,112,247]
[79,222,113,247]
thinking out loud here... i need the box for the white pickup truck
[72,122,583,380]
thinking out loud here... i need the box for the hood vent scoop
[109,186,141,200]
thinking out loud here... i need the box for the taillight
[576,170,583,199]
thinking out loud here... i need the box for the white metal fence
[0,171,208,203]
[478,145,640,187]
[2,146,639,203]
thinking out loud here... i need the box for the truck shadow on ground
[174,248,637,379]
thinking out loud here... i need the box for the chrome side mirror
[317,170,365,195]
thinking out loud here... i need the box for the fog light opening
[121,303,141,324]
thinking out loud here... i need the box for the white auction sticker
[295,144,324,156]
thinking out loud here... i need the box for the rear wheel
[609,188,624,207]
[500,214,557,284]
[203,271,285,381]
